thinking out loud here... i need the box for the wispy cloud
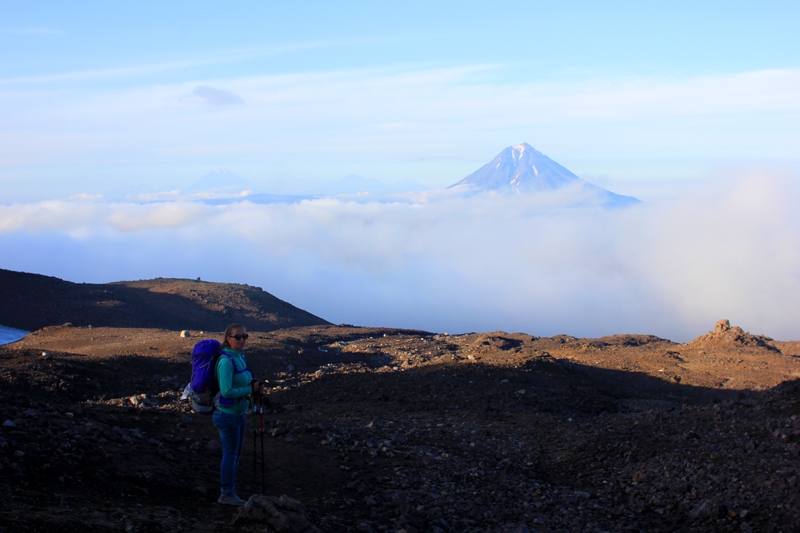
[0,65,797,182]
[0,27,63,35]
[1,170,797,342]
[0,37,413,86]
[192,86,244,106]
[0,58,213,85]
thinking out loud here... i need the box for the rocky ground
[1,319,799,532]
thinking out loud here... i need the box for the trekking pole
[252,394,258,495]
[259,403,265,494]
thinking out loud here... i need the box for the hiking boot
[218,493,246,506]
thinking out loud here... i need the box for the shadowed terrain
[0,270,799,532]
[0,268,329,332]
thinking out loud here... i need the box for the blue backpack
[187,339,223,415]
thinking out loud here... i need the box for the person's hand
[251,380,262,394]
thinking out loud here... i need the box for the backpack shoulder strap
[218,352,246,374]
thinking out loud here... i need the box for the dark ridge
[0,268,329,332]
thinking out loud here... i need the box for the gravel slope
[0,322,798,532]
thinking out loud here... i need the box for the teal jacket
[216,348,253,416]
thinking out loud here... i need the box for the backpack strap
[219,353,250,375]
[217,353,254,408]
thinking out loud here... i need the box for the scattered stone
[234,494,320,532]
[129,394,156,407]
[180,330,190,338]
[688,498,723,520]
[0,320,798,532]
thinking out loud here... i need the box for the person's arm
[217,358,254,400]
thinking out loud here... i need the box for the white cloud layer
[1,170,798,342]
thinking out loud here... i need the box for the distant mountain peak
[186,169,251,193]
[208,168,232,175]
[449,143,582,193]
[513,141,532,154]
[448,143,640,207]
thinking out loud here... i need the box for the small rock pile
[234,494,321,532]
[691,319,777,350]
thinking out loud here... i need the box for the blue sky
[1,1,799,341]
[1,1,798,201]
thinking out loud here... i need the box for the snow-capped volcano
[448,143,639,206]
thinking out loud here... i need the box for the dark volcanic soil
[1,319,800,533]
[0,269,328,332]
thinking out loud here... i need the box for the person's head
[222,323,248,350]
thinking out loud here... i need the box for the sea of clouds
[1,170,798,343]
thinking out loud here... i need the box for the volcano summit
[449,143,640,206]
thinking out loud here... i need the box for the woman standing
[214,323,261,506]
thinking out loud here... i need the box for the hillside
[0,269,329,332]
[0,320,799,532]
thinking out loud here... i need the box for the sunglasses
[229,333,249,341]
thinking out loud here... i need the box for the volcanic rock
[690,319,777,350]
[234,494,321,532]
[1,306,799,531]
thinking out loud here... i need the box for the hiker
[214,323,262,506]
